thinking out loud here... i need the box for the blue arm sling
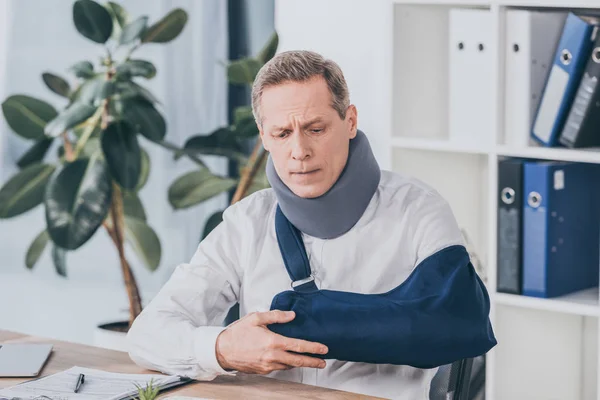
[268,205,497,369]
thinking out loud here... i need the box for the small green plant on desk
[134,379,159,400]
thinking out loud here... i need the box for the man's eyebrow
[270,118,325,132]
[302,117,325,128]
[273,117,323,131]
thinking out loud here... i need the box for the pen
[74,373,85,393]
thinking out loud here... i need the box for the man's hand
[215,310,329,375]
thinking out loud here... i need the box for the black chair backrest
[429,358,474,400]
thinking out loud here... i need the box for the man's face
[258,76,357,199]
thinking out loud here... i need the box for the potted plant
[167,32,279,240]
[0,0,189,350]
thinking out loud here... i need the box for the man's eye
[311,129,323,133]
[278,131,290,138]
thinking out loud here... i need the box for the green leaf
[234,106,254,125]
[81,137,101,158]
[44,154,113,250]
[228,58,262,85]
[232,106,259,137]
[182,128,247,162]
[115,59,156,80]
[116,81,159,104]
[124,216,161,271]
[101,120,141,189]
[52,246,67,277]
[105,1,128,40]
[123,189,146,221]
[158,140,208,167]
[202,210,223,240]
[141,8,188,43]
[73,76,113,106]
[25,230,49,270]
[17,138,54,169]
[135,379,160,400]
[136,147,150,191]
[69,61,95,79]
[0,163,55,218]
[97,80,116,103]
[119,16,148,45]
[42,72,71,98]
[257,31,278,64]
[1,95,58,140]
[72,0,113,44]
[44,102,97,137]
[122,97,165,141]
[168,170,237,210]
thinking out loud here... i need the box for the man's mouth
[292,169,319,175]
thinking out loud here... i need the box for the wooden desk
[0,330,384,399]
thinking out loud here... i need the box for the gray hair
[251,50,350,126]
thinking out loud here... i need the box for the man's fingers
[277,337,329,355]
[252,310,295,326]
[265,362,293,373]
[276,351,327,369]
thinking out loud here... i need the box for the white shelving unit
[275,0,600,398]
[390,1,600,399]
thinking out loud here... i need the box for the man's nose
[290,132,311,161]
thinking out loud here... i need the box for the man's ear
[346,105,358,138]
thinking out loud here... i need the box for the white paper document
[0,366,188,400]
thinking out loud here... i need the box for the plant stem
[231,139,266,205]
[62,132,74,162]
[108,183,143,327]
[101,98,110,130]
[73,107,103,159]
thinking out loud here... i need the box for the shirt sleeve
[126,203,245,380]
[408,188,466,266]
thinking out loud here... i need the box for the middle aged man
[127,50,496,399]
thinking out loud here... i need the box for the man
[127,50,495,399]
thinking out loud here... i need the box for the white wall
[274,0,392,170]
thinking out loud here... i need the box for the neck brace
[265,129,381,239]
[268,205,497,368]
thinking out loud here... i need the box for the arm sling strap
[268,205,497,369]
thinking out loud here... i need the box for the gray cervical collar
[266,129,381,240]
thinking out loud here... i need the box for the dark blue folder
[522,161,600,298]
[531,12,599,147]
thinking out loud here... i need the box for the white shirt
[126,170,466,400]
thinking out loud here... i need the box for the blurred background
[0,0,276,343]
[2,1,600,399]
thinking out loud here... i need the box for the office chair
[429,357,475,400]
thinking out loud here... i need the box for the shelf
[494,287,600,317]
[497,145,600,164]
[390,140,600,163]
[497,0,600,7]
[391,137,490,155]
[393,0,490,5]
[393,0,600,7]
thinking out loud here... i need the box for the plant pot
[93,321,129,352]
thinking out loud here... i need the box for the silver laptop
[0,344,53,377]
